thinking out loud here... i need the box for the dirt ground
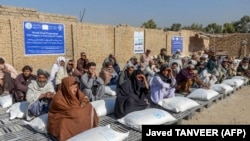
[181,85,250,125]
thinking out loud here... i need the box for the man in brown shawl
[48,76,99,141]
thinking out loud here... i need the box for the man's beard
[37,80,47,88]
[242,65,249,70]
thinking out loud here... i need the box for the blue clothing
[28,99,51,117]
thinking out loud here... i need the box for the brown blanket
[48,76,99,141]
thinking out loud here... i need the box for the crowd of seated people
[0,48,249,140]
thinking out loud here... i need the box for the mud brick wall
[144,28,167,57]
[73,23,115,73]
[0,5,209,74]
[210,34,250,59]
[0,5,77,73]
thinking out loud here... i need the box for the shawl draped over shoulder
[48,76,99,141]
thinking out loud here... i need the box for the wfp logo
[25,22,32,29]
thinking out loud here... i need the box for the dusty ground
[181,85,250,125]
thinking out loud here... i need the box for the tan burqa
[48,76,99,141]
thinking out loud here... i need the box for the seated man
[150,64,176,104]
[139,49,153,71]
[123,56,139,71]
[172,49,182,59]
[77,52,89,75]
[170,62,179,78]
[237,57,250,78]
[175,64,209,94]
[13,65,37,102]
[55,59,81,91]
[157,48,170,66]
[195,56,207,74]
[48,76,99,141]
[49,56,65,90]
[99,62,118,86]
[26,69,55,121]
[217,59,229,83]
[102,54,121,74]
[0,57,18,96]
[228,60,238,77]
[117,62,135,89]
[114,70,150,119]
[80,62,105,101]
[196,57,217,86]
[143,59,159,85]
[206,55,220,80]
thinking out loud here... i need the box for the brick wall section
[209,34,250,58]
[114,25,135,69]
[144,28,167,57]
[0,5,78,73]
[189,34,209,54]
[0,5,209,74]
[0,19,12,65]
[180,30,196,56]
[74,23,115,73]
[166,30,210,56]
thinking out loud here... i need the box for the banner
[171,36,183,54]
[24,21,65,55]
[134,31,144,53]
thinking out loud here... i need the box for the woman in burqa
[114,69,150,119]
[48,76,99,141]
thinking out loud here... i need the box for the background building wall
[209,34,250,59]
[144,28,167,57]
[0,5,77,73]
[0,5,210,74]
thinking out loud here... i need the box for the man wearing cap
[176,64,209,94]
[172,49,182,59]
[217,59,229,83]
[195,56,207,74]
[237,57,250,78]
[123,56,139,70]
[196,56,217,87]
[102,54,121,74]
[26,69,55,121]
